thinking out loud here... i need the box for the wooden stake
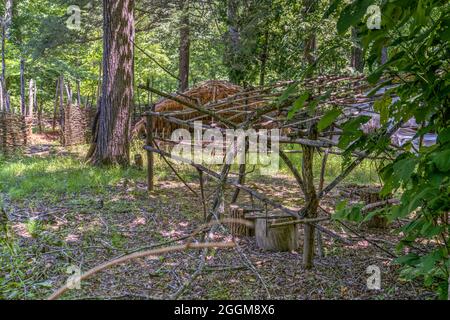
[146,111,154,192]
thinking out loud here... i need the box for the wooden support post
[198,168,207,222]
[20,58,25,115]
[76,80,81,106]
[146,110,154,192]
[52,78,59,131]
[59,75,65,145]
[302,124,319,269]
[28,79,34,118]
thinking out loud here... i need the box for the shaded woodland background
[0,0,449,300]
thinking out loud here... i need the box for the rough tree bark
[226,0,242,84]
[59,75,65,143]
[76,80,81,106]
[259,29,269,87]
[302,0,319,268]
[4,0,13,38]
[351,28,364,72]
[302,124,319,269]
[0,0,12,112]
[88,0,134,166]
[20,58,25,115]
[303,0,317,74]
[178,0,190,92]
[28,79,34,117]
[1,25,5,111]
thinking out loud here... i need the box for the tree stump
[255,217,298,252]
[229,204,254,237]
[360,187,389,229]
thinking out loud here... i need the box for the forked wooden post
[146,105,155,192]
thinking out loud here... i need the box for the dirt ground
[0,133,434,300]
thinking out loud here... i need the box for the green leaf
[414,0,426,25]
[337,0,375,34]
[287,92,309,120]
[393,157,417,182]
[336,200,348,212]
[394,253,420,266]
[277,83,298,106]
[323,0,343,19]
[432,149,450,172]
[438,127,450,144]
[337,116,371,149]
[317,108,341,132]
[373,95,392,125]
[439,18,450,41]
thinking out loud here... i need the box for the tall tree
[0,0,13,111]
[88,0,135,165]
[301,0,319,269]
[350,27,364,72]
[178,0,190,92]
[20,58,25,114]
[259,29,269,87]
[303,0,317,69]
[225,0,242,84]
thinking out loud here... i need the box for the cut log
[229,204,254,237]
[256,216,298,252]
[360,187,389,229]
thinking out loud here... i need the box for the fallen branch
[269,216,330,228]
[47,242,235,300]
[48,218,253,300]
[361,199,400,213]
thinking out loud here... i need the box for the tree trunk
[178,0,190,92]
[20,58,25,115]
[28,79,34,117]
[89,0,134,166]
[4,0,13,39]
[0,78,3,112]
[226,0,242,84]
[303,0,317,74]
[1,0,12,112]
[59,75,65,144]
[302,125,319,269]
[1,25,5,112]
[351,28,364,72]
[65,82,72,106]
[76,80,81,106]
[52,78,59,131]
[259,29,269,87]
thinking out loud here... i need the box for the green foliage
[317,108,341,132]
[335,0,450,298]
[287,91,309,119]
[336,0,374,35]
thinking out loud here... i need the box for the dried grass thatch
[153,80,248,136]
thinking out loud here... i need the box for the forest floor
[0,131,435,300]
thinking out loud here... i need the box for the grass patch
[0,154,145,202]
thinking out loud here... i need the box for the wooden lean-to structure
[139,74,409,267]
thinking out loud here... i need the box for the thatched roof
[155,80,243,114]
[152,80,253,136]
